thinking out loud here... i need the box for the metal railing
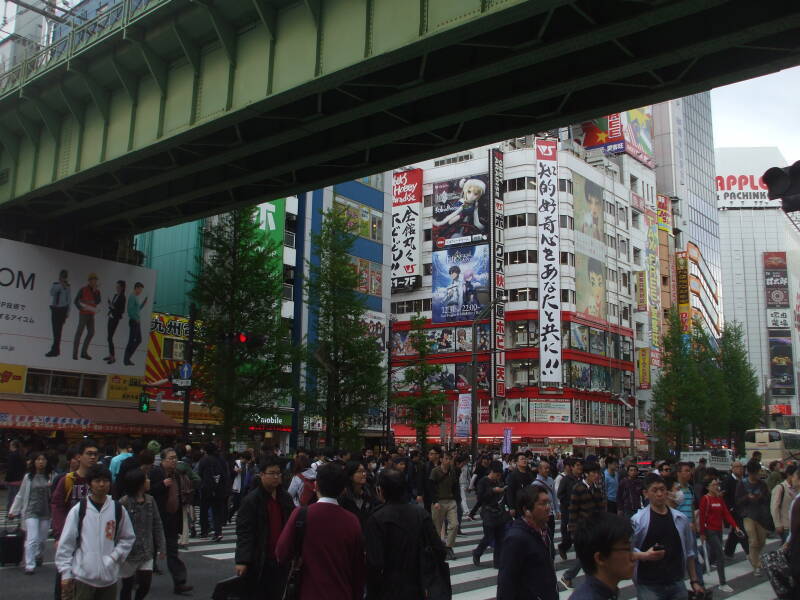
[0,0,173,97]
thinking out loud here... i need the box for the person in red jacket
[276,461,365,600]
[699,475,741,593]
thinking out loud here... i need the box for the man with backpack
[55,465,135,600]
[197,442,230,542]
[51,440,99,600]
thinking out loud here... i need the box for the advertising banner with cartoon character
[431,245,490,323]
[431,174,490,249]
[572,173,607,321]
[0,238,156,376]
[492,397,527,423]
[455,393,471,438]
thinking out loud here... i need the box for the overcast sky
[711,66,800,164]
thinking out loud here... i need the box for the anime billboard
[622,107,655,168]
[432,245,490,323]
[431,175,490,249]
[573,173,607,321]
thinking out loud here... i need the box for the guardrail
[0,0,172,98]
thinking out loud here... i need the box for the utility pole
[183,302,196,440]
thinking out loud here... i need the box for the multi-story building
[0,0,50,74]
[389,133,654,455]
[134,176,393,450]
[717,146,800,421]
[654,92,722,337]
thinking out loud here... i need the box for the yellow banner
[637,348,651,389]
[107,374,144,402]
[0,363,26,394]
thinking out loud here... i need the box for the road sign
[179,363,192,379]
[172,378,191,387]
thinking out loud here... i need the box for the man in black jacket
[235,456,294,599]
[197,442,230,541]
[149,448,193,595]
[497,486,558,600]
[468,454,491,519]
[416,446,441,513]
[556,458,581,560]
[473,461,508,568]
[365,468,445,600]
[723,460,749,557]
[504,453,534,517]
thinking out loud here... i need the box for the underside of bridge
[1,0,799,256]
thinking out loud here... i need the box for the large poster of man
[492,398,528,423]
[573,173,607,320]
[432,244,490,323]
[0,238,156,376]
[431,175,490,249]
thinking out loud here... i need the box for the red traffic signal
[237,332,248,344]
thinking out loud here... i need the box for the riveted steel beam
[0,125,20,163]
[68,62,110,122]
[124,27,167,96]
[14,112,40,148]
[192,0,236,66]
[252,0,277,40]
[171,21,201,73]
[111,56,139,102]
[58,85,85,126]
[20,92,61,141]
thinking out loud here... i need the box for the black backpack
[74,498,123,551]
[204,455,228,500]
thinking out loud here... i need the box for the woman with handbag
[472,461,509,568]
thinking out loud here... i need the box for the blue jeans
[636,581,686,600]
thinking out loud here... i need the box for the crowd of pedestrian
[5,436,800,599]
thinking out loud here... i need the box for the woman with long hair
[340,460,380,528]
[287,454,315,507]
[8,451,56,574]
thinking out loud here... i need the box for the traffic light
[138,392,150,413]
[763,160,800,212]
[220,331,267,349]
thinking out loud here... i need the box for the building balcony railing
[0,0,172,97]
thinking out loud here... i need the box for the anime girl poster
[431,175,490,248]
[432,245,489,323]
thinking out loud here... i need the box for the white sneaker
[754,568,763,577]
[718,585,734,593]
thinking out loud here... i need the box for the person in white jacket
[8,451,57,574]
[55,465,135,600]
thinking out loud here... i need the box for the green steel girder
[0,125,19,164]
[123,27,168,96]
[14,112,40,148]
[58,85,86,126]
[1,0,800,246]
[192,0,237,66]
[19,92,61,141]
[68,62,110,122]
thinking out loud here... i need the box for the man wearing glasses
[571,512,636,600]
[235,456,294,599]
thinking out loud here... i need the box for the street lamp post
[471,297,506,461]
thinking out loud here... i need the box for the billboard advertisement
[530,400,570,423]
[763,252,794,403]
[431,174,490,249]
[490,148,506,398]
[455,393,471,438]
[636,271,647,312]
[573,172,607,321]
[676,254,690,332]
[581,113,624,153]
[764,252,790,308]
[256,197,286,248]
[392,363,456,392]
[492,397,528,423]
[769,334,795,397]
[638,348,651,389]
[390,323,489,358]
[391,169,423,291]
[455,362,490,392]
[431,245,490,323]
[145,313,200,402]
[0,238,156,375]
[656,194,672,232]
[622,107,655,168]
[536,138,562,384]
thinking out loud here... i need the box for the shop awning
[392,422,646,443]
[0,399,180,435]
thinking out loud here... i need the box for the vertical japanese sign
[637,348,651,389]
[656,194,672,232]
[646,208,661,351]
[502,427,512,454]
[391,169,423,291]
[676,254,691,332]
[636,272,647,312]
[536,138,561,384]
[455,393,472,438]
[764,252,795,406]
[489,148,506,399]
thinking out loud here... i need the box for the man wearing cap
[72,273,101,360]
[46,269,71,357]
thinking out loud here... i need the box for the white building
[717,146,800,419]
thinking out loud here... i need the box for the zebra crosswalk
[179,510,781,600]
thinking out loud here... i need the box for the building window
[621,304,631,321]
[633,247,642,265]
[635,322,644,341]
[559,215,574,230]
[605,234,617,250]
[560,289,576,303]
[505,213,537,228]
[605,201,616,216]
[618,237,628,258]
[351,257,383,296]
[434,152,474,166]
[504,176,536,192]
[607,268,618,283]
[506,249,537,264]
[631,210,641,229]
[617,205,627,227]
[390,298,432,314]
[423,194,432,208]
[423,263,432,276]
[621,271,629,291]
[423,228,431,242]
[24,369,105,399]
[662,275,669,288]
[509,287,538,302]
[507,320,538,348]
[558,178,574,193]
[334,195,383,243]
[560,252,575,266]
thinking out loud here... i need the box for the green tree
[306,207,384,449]
[688,322,728,446]
[651,308,699,456]
[393,315,446,449]
[719,321,762,455]
[190,208,297,448]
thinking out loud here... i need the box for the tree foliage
[719,321,762,455]
[393,315,446,449]
[652,308,761,457]
[306,207,384,449]
[190,208,296,446]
